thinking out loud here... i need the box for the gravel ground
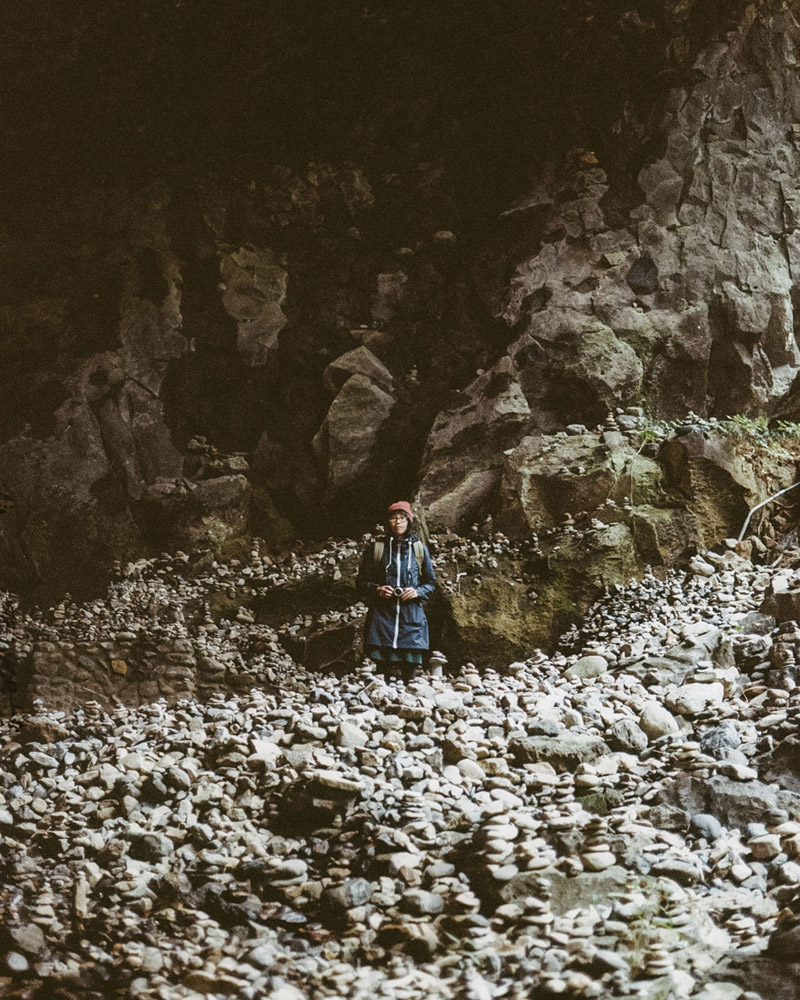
[3,535,800,999]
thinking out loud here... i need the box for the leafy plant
[635,413,800,454]
[773,419,800,441]
[715,414,771,442]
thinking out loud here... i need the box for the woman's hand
[376,585,395,599]
[400,587,418,601]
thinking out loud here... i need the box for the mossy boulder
[631,505,704,566]
[440,573,541,666]
[250,484,295,551]
[439,522,642,662]
[496,432,663,535]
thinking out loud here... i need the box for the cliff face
[2,0,799,598]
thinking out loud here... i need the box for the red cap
[388,501,414,521]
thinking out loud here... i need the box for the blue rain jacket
[356,534,436,651]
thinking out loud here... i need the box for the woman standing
[356,501,436,677]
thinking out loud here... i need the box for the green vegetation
[636,415,800,453]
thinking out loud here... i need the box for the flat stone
[457,758,485,781]
[7,924,46,956]
[509,733,610,772]
[719,762,758,781]
[492,864,520,881]
[311,770,363,794]
[28,751,58,769]
[565,655,609,679]
[581,851,616,871]
[183,971,243,994]
[389,852,421,875]
[694,985,743,1000]
[269,859,308,881]
[427,861,456,878]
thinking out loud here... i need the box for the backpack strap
[374,538,425,576]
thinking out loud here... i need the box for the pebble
[691,813,724,842]
[639,702,680,737]
[5,952,29,974]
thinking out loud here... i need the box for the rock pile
[3,535,800,997]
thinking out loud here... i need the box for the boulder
[138,475,250,550]
[761,590,800,624]
[335,721,368,749]
[517,320,644,417]
[501,866,632,914]
[757,736,800,794]
[608,718,648,753]
[440,522,646,662]
[17,718,69,744]
[495,431,662,535]
[417,356,531,531]
[323,346,394,395]
[219,248,288,366]
[439,571,544,668]
[312,374,396,494]
[654,775,799,829]
[280,619,359,672]
[666,681,726,716]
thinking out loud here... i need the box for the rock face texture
[419,2,800,532]
[3,1,800,596]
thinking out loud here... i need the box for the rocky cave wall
[3,0,800,600]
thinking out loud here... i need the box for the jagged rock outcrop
[418,2,800,533]
[429,421,800,659]
[3,1,800,597]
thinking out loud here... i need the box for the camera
[392,587,404,597]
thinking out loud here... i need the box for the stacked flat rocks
[3,534,800,998]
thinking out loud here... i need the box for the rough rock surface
[4,2,800,596]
